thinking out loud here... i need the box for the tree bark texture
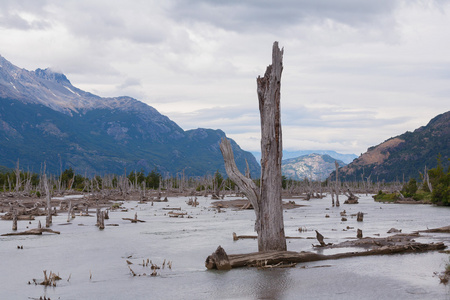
[220,42,286,252]
[256,41,286,251]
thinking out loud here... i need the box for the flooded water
[1,195,449,299]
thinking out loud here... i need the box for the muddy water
[1,195,449,299]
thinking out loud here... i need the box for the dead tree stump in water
[12,210,17,231]
[205,246,231,270]
[357,229,363,239]
[99,211,105,230]
[220,42,286,252]
[43,174,52,227]
[357,212,364,222]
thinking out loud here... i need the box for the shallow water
[1,195,449,299]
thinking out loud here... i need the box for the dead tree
[334,161,340,207]
[220,42,286,252]
[43,174,52,227]
[12,210,17,231]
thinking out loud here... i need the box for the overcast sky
[1,0,449,156]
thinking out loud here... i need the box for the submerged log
[2,228,60,236]
[205,241,446,270]
[419,225,450,233]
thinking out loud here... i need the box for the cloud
[0,0,449,157]
[0,0,52,30]
[169,0,399,32]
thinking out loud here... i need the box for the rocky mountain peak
[0,54,260,177]
[34,68,71,85]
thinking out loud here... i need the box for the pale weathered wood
[334,161,340,207]
[2,228,60,236]
[220,138,260,217]
[220,42,286,252]
[43,174,52,227]
[256,41,286,251]
[205,241,446,270]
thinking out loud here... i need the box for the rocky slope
[332,111,450,182]
[0,55,259,177]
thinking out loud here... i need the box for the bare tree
[220,42,286,252]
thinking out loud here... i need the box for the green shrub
[373,192,401,202]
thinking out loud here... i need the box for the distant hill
[252,150,356,164]
[0,165,12,173]
[332,111,450,182]
[0,54,260,177]
[282,153,346,181]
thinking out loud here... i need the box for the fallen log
[122,217,146,223]
[1,214,35,220]
[232,232,312,241]
[206,241,446,270]
[2,228,60,236]
[419,225,450,233]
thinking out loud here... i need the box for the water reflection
[1,195,449,299]
[252,268,293,299]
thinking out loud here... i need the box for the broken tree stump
[357,212,364,222]
[205,246,231,270]
[357,229,363,239]
[12,210,17,231]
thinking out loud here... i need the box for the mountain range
[282,153,346,181]
[0,55,260,177]
[333,111,450,182]
[252,150,356,165]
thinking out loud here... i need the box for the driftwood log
[123,213,145,223]
[419,225,450,233]
[2,228,60,236]
[205,241,445,270]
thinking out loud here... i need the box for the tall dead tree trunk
[220,41,286,252]
[43,174,52,227]
[334,161,340,207]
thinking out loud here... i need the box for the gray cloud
[170,0,399,31]
[0,0,51,30]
